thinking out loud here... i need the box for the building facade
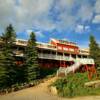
[13,38,94,70]
[0,38,96,79]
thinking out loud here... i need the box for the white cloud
[0,0,16,31]
[56,14,76,32]
[16,0,53,21]
[94,0,100,14]
[32,16,55,31]
[35,31,45,38]
[85,26,90,32]
[26,29,33,35]
[51,0,77,32]
[75,25,90,33]
[75,25,84,33]
[15,0,54,31]
[0,0,95,34]
[93,15,100,23]
[77,4,93,22]
[0,0,54,32]
[26,30,45,38]
[92,0,100,24]
[54,0,74,11]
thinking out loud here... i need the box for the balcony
[38,53,64,60]
[75,58,94,64]
[79,49,89,55]
[14,51,24,57]
[38,53,94,64]
[15,39,27,46]
[38,53,75,61]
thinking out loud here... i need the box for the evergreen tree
[1,24,17,87]
[89,35,100,69]
[25,32,39,82]
[0,51,7,89]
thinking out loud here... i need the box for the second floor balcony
[38,53,94,64]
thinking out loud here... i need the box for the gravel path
[0,77,100,100]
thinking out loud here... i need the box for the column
[56,51,57,60]
[63,53,65,60]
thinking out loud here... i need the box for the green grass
[52,72,100,98]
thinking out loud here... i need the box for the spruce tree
[25,32,39,82]
[0,51,7,89]
[89,35,100,69]
[1,24,17,87]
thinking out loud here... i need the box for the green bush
[52,72,100,98]
[39,68,58,78]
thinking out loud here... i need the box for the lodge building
[0,37,97,79]
[12,38,95,71]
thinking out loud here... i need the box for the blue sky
[0,0,100,48]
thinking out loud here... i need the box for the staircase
[57,62,81,76]
[57,58,95,77]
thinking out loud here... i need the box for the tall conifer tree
[1,24,17,86]
[0,51,7,89]
[25,32,39,82]
[89,35,100,69]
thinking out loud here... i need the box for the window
[63,47,68,51]
[69,48,74,52]
[58,46,62,50]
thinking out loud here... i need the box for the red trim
[57,43,79,54]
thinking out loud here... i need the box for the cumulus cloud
[26,30,33,35]
[15,0,55,31]
[75,25,90,33]
[75,25,84,33]
[0,0,54,32]
[26,30,45,38]
[35,31,45,38]
[0,0,16,31]
[92,0,100,24]
[94,0,100,14]
[77,4,93,22]
[93,15,100,23]
[0,0,97,34]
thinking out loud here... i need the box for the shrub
[52,72,100,98]
[39,68,57,78]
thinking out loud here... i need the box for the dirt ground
[0,77,100,100]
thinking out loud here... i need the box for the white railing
[38,53,66,60]
[16,53,24,57]
[38,53,76,61]
[38,54,94,64]
[79,52,89,55]
[75,58,94,64]
[57,62,81,76]
[14,51,24,57]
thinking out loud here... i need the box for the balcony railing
[79,51,89,55]
[14,52,94,64]
[38,53,66,60]
[75,58,94,64]
[38,54,94,64]
[14,51,24,57]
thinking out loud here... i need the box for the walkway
[0,77,100,100]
